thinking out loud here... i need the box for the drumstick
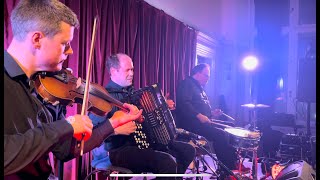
[209,119,232,128]
[221,112,236,121]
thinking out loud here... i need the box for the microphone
[176,128,206,140]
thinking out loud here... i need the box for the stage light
[278,77,284,90]
[242,55,259,71]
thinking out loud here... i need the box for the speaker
[297,58,316,103]
[275,160,316,180]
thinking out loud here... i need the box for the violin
[33,68,127,116]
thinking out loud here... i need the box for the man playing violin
[89,53,196,177]
[175,63,250,176]
[4,0,142,179]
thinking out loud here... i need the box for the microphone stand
[192,139,241,180]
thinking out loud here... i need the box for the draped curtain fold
[4,0,197,179]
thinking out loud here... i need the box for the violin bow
[80,16,98,156]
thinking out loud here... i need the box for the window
[196,32,218,104]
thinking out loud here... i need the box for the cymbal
[241,103,270,108]
[293,124,305,129]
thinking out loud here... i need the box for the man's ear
[193,73,199,79]
[31,32,44,49]
[110,67,116,75]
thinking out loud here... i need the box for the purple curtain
[4,0,197,179]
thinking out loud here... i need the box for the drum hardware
[235,149,251,176]
[241,102,269,180]
[188,139,219,179]
[224,127,261,151]
[241,103,270,109]
[241,103,269,131]
[224,127,261,180]
[191,139,242,180]
[194,154,219,179]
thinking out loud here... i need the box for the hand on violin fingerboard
[109,103,143,128]
[66,115,93,141]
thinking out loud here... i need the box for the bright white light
[278,77,284,90]
[279,78,283,89]
[242,55,259,71]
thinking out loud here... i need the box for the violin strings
[89,86,125,109]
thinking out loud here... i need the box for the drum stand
[192,139,241,180]
[193,154,219,180]
[235,146,259,180]
[251,147,259,180]
[249,109,259,180]
[235,149,247,175]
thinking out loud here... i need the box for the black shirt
[4,50,74,179]
[4,51,114,179]
[175,76,212,129]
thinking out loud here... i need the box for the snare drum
[224,127,261,150]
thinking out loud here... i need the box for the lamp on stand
[241,55,260,180]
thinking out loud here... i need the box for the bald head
[191,63,210,86]
[106,53,134,87]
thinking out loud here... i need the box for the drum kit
[215,103,270,179]
[186,103,271,179]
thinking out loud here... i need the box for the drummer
[175,63,250,174]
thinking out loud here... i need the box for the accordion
[129,84,177,150]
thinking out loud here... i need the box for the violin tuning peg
[76,78,82,88]
[52,101,60,106]
[66,68,73,74]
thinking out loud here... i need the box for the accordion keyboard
[130,84,177,149]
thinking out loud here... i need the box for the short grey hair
[191,63,210,76]
[106,53,128,73]
[10,0,79,41]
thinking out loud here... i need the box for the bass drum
[224,127,261,151]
